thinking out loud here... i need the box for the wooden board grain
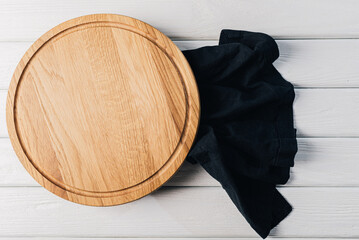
[3,40,359,90]
[5,14,200,206]
[1,138,359,187]
[0,187,358,238]
[1,0,359,41]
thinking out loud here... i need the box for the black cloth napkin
[182,30,298,238]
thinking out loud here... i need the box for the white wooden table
[1,0,359,239]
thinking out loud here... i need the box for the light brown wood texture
[6,14,200,206]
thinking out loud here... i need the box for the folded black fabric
[183,30,298,238]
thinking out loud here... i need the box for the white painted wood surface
[2,40,359,89]
[2,138,359,187]
[1,0,359,41]
[2,89,359,137]
[1,0,359,239]
[0,187,359,238]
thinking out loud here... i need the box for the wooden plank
[0,187,358,237]
[274,40,359,88]
[0,138,38,186]
[1,0,359,41]
[2,40,359,90]
[2,138,359,187]
[0,42,32,89]
[172,138,359,187]
[177,39,359,88]
[2,89,359,137]
[293,89,359,137]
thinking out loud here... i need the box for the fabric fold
[183,30,298,238]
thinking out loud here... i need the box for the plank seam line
[0,236,358,239]
[1,186,359,189]
[2,37,359,43]
[0,235,357,240]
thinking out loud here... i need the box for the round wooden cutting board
[6,14,200,206]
